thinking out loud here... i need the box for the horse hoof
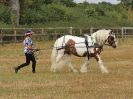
[80,67,88,73]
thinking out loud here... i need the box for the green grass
[0,39,133,99]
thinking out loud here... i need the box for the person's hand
[35,48,40,51]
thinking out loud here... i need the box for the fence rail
[0,27,133,43]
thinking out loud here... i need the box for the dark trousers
[17,53,36,72]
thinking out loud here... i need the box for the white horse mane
[91,29,112,46]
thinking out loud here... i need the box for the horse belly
[75,45,87,57]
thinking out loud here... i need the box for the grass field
[0,39,133,99]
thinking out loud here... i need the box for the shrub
[41,4,74,21]
[0,5,11,24]
[85,5,97,17]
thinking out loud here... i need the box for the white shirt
[23,37,34,54]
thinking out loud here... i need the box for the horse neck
[91,31,109,47]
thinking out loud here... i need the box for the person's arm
[27,45,39,52]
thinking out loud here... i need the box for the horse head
[91,29,117,48]
[107,30,117,48]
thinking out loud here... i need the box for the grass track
[0,39,133,99]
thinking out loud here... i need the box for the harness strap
[56,46,66,50]
[62,35,65,47]
[84,36,90,60]
[56,35,66,54]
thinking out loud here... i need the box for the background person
[14,30,39,73]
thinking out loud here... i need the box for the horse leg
[51,49,65,72]
[65,54,78,73]
[51,60,58,72]
[80,58,91,73]
[95,54,109,73]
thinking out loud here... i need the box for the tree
[60,0,76,7]
[118,0,133,21]
[118,0,133,10]
[10,0,20,27]
[0,0,20,27]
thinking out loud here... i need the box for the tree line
[0,0,133,27]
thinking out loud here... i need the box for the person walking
[14,30,39,73]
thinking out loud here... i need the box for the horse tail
[50,39,58,72]
[51,39,58,64]
[51,36,68,72]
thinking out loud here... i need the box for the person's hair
[25,30,33,36]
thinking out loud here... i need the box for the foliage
[119,0,133,9]
[20,3,74,24]
[85,4,106,17]
[1,0,133,27]
[59,0,77,7]
[42,4,67,21]
[85,5,97,17]
[0,5,11,24]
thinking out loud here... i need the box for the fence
[0,27,133,43]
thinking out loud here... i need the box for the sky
[73,0,121,4]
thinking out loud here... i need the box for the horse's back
[57,35,93,43]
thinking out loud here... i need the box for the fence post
[90,27,93,34]
[69,27,73,35]
[0,30,3,45]
[41,28,44,40]
[121,27,125,39]
[80,28,82,35]
[14,29,17,42]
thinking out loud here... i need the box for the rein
[33,48,45,60]
[54,40,103,50]
[54,45,99,49]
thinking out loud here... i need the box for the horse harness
[84,35,103,60]
[56,35,103,59]
[84,35,90,60]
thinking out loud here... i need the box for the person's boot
[32,70,36,73]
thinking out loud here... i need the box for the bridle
[104,35,116,48]
[94,34,116,54]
